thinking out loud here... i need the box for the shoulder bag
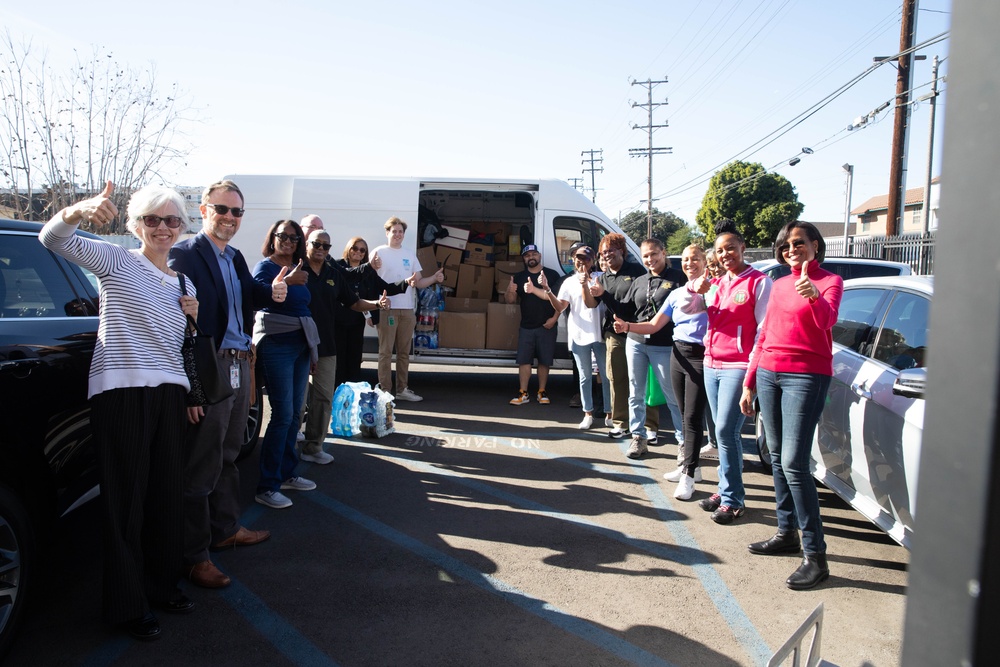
[178,274,234,406]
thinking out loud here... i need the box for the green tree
[666,225,703,255]
[617,208,686,247]
[695,161,804,247]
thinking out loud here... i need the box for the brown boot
[187,560,231,589]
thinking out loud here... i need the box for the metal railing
[767,602,826,667]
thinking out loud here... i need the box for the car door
[845,289,928,544]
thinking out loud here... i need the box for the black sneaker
[607,428,628,439]
[698,493,722,512]
[711,504,746,525]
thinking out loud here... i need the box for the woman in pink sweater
[740,221,843,591]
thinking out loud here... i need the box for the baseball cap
[572,245,595,260]
[521,244,539,256]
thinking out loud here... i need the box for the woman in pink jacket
[740,221,843,590]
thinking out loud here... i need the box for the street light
[842,164,854,254]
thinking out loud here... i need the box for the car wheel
[0,485,34,662]
[754,402,773,473]
[238,383,264,463]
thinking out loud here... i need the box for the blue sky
[1,1,950,228]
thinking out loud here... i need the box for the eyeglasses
[599,248,620,256]
[274,232,300,244]
[779,239,808,255]
[310,241,332,250]
[350,246,367,253]
[139,215,184,229]
[203,203,245,218]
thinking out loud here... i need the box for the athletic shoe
[295,431,305,442]
[510,390,530,406]
[395,388,423,402]
[698,493,722,512]
[300,451,334,465]
[645,428,658,446]
[605,416,614,428]
[607,428,628,439]
[699,443,718,457]
[536,390,551,405]
[664,467,703,483]
[626,434,648,459]
[568,393,582,408]
[674,474,696,500]
[255,490,293,509]
[578,414,594,430]
[280,476,317,491]
[711,504,746,525]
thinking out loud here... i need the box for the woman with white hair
[40,181,199,641]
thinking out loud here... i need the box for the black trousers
[91,384,186,624]
[670,341,707,475]
[335,319,367,386]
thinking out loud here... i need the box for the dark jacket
[168,232,273,350]
[334,259,406,327]
[307,261,359,357]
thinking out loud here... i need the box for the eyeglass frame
[310,241,332,250]
[138,215,184,229]
[274,232,300,245]
[203,203,246,218]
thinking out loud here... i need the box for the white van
[223,175,640,368]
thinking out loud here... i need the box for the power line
[580,149,603,203]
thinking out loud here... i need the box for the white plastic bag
[359,384,396,438]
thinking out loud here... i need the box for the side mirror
[892,367,927,400]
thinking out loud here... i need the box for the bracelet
[626,323,630,333]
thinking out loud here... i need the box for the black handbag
[178,274,234,407]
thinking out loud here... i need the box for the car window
[848,264,905,279]
[0,234,96,318]
[873,291,931,370]
[553,216,601,275]
[765,264,792,280]
[832,288,888,355]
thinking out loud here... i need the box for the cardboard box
[493,260,523,292]
[508,234,521,256]
[438,311,486,349]
[416,246,438,275]
[435,245,462,288]
[435,225,470,250]
[464,241,494,267]
[445,297,489,313]
[470,221,508,244]
[487,302,521,350]
[456,264,495,300]
[493,245,508,262]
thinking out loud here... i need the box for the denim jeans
[756,368,832,555]
[704,366,748,508]
[257,334,311,493]
[625,339,683,441]
[570,340,610,414]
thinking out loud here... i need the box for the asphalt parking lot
[7,365,908,666]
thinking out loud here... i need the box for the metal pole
[886,0,918,236]
[842,164,854,255]
[922,55,939,235]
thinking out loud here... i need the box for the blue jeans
[257,335,311,493]
[704,366,748,508]
[570,340,610,414]
[625,339,683,441]
[756,368,831,555]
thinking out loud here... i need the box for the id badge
[230,362,241,389]
[388,315,395,326]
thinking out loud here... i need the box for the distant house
[850,177,940,236]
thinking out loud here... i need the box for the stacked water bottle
[414,285,443,349]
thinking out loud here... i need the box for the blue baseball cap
[521,244,539,256]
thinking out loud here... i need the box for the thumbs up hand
[272,266,289,302]
[795,260,818,300]
[66,180,118,227]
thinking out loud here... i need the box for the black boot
[786,553,830,590]
[748,531,801,555]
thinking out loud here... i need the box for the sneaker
[699,443,718,458]
[626,434,648,459]
[699,493,722,512]
[645,428,658,446]
[568,393,582,408]
[607,428,628,439]
[255,490,293,509]
[605,415,614,428]
[711,504,746,525]
[295,431,305,442]
[674,474,696,501]
[578,414,594,430]
[280,476,317,491]
[300,450,335,465]
[395,388,423,402]
[510,390,530,406]
[536,390,551,405]
[664,467,703,483]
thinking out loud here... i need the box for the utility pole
[580,149,603,203]
[628,77,671,238]
[886,0,918,237]
[842,164,854,253]
[567,177,584,193]
[921,55,940,235]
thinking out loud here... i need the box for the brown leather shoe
[187,560,231,589]
[211,526,271,551]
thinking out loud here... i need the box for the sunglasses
[274,232,300,244]
[203,203,245,218]
[778,239,808,255]
[310,241,332,250]
[139,215,184,229]
[350,246,368,253]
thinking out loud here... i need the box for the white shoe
[605,416,614,428]
[300,450,335,465]
[296,431,305,442]
[578,414,594,430]
[674,474,696,500]
[700,443,718,457]
[664,467,703,483]
[395,388,423,402]
[255,490,293,509]
[280,476,317,491]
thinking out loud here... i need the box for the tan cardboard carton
[487,302,521,351]
[464,241,494,267]
[508,234,521,255]
[435,245,462,288]
[438,311,486,349]
[435,225,470,250]
[470,221,508,244]
[493,260,523,292]
[456,264,495,300]
[445,297,489,313]
[416,246,438,275]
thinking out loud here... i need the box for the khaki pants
[606,331,658,432]
[377,307,416,392]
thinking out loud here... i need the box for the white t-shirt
[372,244,418,310]
[557,271,605,346]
